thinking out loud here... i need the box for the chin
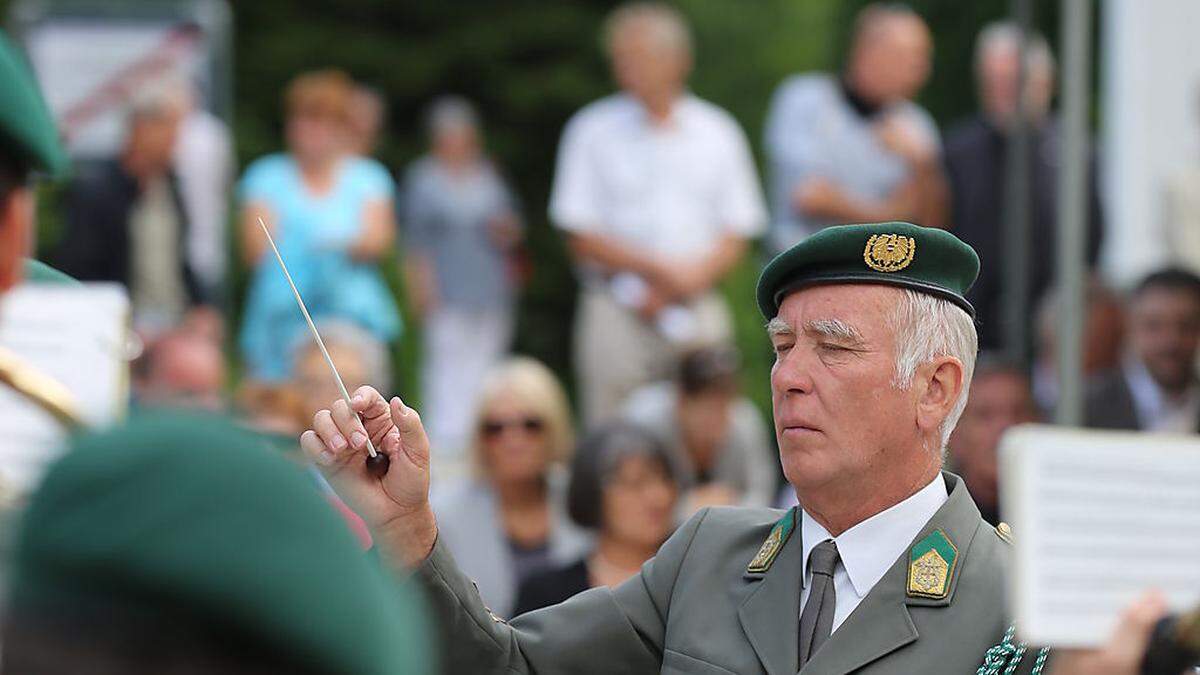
[779,450,838,494]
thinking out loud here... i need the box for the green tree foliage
[10,0,1064,427]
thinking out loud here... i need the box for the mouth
[780,422,822,436]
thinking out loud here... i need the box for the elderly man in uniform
[305,221,1055,674]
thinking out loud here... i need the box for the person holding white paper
[1047,593,1181,675]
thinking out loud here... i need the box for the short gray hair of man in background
[602,1,692,58]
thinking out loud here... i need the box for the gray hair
[290,320,392,393]
[603,2,692,57]
[888,290,978,453]
[426,95,479,138]
[975,21,1055,79]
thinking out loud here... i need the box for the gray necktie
[798,539,840,668]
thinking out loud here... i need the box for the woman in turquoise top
[238,70,401,382]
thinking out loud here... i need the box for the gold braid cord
[0,346,84,430]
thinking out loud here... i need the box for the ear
[0,186,33,294]
[914,355,965,436]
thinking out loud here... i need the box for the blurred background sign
[7,0,231,160]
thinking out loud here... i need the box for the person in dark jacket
[943,21,1104,354]
[54,87,206,338]
[1085,268,1200,433]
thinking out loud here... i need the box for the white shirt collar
[617,91,695,129]
[800,474,949,599]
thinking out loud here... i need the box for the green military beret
[10,413,433,675]
[0,31,67,176]
[756,221,980,319]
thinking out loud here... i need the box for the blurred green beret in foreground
[756,221,981,319]
[0,30,66,177]
[7,413,433,675]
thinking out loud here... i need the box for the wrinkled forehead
[771,284,903,337]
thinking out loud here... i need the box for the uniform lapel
[738,510,803,675]
[799,473,981,675]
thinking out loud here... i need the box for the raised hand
[300,385,438,567]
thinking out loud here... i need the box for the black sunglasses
[481,416,546,438]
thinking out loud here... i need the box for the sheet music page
[0,283,129,498]
[1000,424,1200,647]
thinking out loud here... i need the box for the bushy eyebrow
[803,318,865,345]
[765,317,793,338]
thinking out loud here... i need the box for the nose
[771,344,816,398]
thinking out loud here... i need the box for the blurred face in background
[948,369,1037,510]
[0,181,34,293]
[847,13,932,104]
[138,331,226,411]
[479,394,551,485]
[347,87,385,156]
[124,108,181,179]
[601,453,678,550]
[1129,286,1200,394]
[287,108,347,166]
[296,344,369,422]
[677,388,734,466]
[978,44,1054,129]
[431,122,480,167]
[284,71,354,167]
[607,15,692,109]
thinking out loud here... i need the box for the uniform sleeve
[414,508,713,674]
[715,115,767,238]
[548,112,604,234]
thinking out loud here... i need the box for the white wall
[1101,0,1200,286]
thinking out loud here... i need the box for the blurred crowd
[30,1,1200,622]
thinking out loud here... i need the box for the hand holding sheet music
[1000,425,1200,648]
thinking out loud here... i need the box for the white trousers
[422,307,513,461]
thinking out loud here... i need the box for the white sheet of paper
[0,283,129,497]
[1000,424,1200,647]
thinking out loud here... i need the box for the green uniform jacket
[416,472,1041,674]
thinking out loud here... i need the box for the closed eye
[819,342,850,352]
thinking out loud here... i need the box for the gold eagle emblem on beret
[863,234,916,273]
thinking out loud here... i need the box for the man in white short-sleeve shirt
[549,2,766,423]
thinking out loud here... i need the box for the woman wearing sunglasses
[430,357,591,619]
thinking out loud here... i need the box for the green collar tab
[906,528,959,600]
[747,508,796,574]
